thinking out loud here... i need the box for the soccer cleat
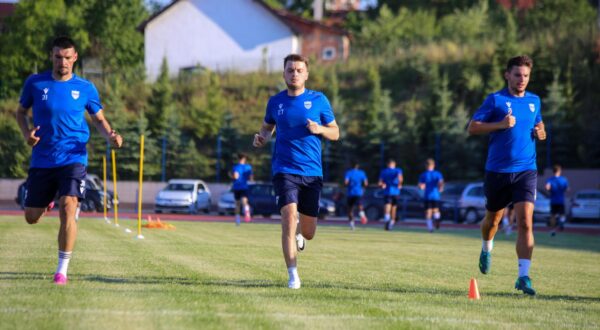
[53,273,67,285]
[296,233,305,252]
[360,215,368,225]
[479,250,492,274]
[288,278,301,289]
[47,201,55,212]
[515,276,536,296]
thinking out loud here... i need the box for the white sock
[559,216,566,224]
[426,219,433,231]
[359,211,366,219]
[518,259,531,277]
[244,205,250,215]
[288,266,299,281]
[384,214,390,222]
[75,206,81,221]
[56,250,72,276]
[482,240,493,252]
[433,212,440,220]
[502,217,509,227]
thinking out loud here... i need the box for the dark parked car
[321,183,346,216]
[247,182,335,219]
[362,185,425,221]
[15,174,114,212]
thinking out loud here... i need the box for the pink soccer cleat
[53,273,67,285]
[47,201,55,212]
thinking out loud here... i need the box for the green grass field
[1,215,599,329]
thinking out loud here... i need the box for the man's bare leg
[54,196,78,284]
[479,209,504,274]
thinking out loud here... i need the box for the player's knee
[24,212,42,224]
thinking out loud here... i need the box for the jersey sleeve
[19,75,34,108]
[264,97,275,125]
[319,94,335,125]
[472,94,495,122]
[437,171,444,181]
[534,98,542,125]
[86,83,103,115]
[344,171,350,181]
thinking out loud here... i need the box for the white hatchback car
[155,179,212,214]
[569,189,600,221]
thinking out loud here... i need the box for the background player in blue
[468,55,546,296]
[418,158,444,233]
[378,159,403,231]
[253,54,339,289]
[545,164,569,236]
[230,153,253,225]
[15,37,123,285]
[344,162,368,230]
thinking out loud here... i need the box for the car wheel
[365,206,380,221]
[464,208,480,224]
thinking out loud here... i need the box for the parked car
[362,185,425,221]
[569,189,600,222]
[321,183,346,216]
[246,182,335,219]
[217,190,235,215]
[440,182,551,223]
[14,174,113,212]
[154,179,212,214]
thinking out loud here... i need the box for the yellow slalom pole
[137,134,145,239]
[111,149,119,227]
[102,155,108,222]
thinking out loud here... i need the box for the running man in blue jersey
[15,37,122,285]
[545,164,569,236]
[418,158,444,233]
[253,54,339,289]
[378,159,403,231]
[344,162,368,230]
[230,153,253,225]
[468,55,546,296]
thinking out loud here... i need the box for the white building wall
[145,0,299,80]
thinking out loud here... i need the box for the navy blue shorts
[551,203,565,215]
[384,195,399,206]
[273,173,322,217]
[484,170,537,212]
[24,163,87,208]
[347,196,362,208]
[233,189,248,201]
[424,200,440,209]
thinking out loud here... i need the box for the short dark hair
[284,54,309,69]
[506,55,533,72]
[52,36,77,51]
[426,158,435,167]
[238,153,247,161]
[553,164,562,173]
[387,159,396,165]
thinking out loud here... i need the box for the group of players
[17,36,569,296]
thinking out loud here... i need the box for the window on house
[322,47,336,60]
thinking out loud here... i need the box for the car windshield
[166,183,195,192]
[442,183,466,196]
[577,192,600,199]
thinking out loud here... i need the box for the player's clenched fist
[306,119,322,135]
[26,126,41,147]
[503,109,516,129]
[253,133,266,147]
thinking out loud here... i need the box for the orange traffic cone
[469,278,480,300]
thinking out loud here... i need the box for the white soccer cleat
[296,233,305,252]
[288,278,301,289]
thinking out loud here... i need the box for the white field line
[0,307,597,328]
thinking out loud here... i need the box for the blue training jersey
[232,163,252,190]
[546,176,569,204]
[345,169,367,197]
[472,88,542,173]
[19,71,102,168]
[419,170,444,201]
[264,89,335,177]
[379,167,402,196]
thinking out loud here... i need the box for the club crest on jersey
[42,88,49,101]
[529,103,535,112]
[71,90,80,100]
[278,103,284,115]
[505,102,511,109]
[304,101,312,109]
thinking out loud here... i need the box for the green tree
[0,114,30,177]
[148,57,174,138]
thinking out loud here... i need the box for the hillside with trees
[0,0,598,184]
